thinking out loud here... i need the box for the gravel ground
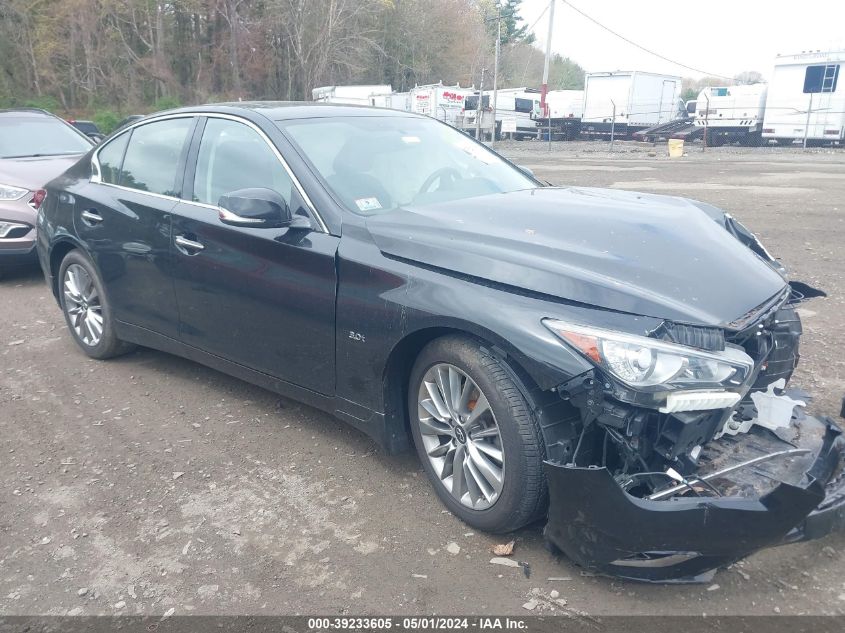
[1,142,844,617]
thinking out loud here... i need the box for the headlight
[0,183,29,201]
[543,319,753,390]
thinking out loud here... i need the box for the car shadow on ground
[105,343,558,562]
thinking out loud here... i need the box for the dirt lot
[1,142,844,617]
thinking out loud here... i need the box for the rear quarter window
[96,132,130,185]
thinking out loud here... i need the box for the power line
[559,0,734,80]
[519,3,550,85]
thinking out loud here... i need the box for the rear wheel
[58,250,134,359]
[741,132,764,147]
[705,130,726,147]
[409,336,547,533]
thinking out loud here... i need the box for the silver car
[0,108,93,269]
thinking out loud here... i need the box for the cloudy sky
[519,0,845,80]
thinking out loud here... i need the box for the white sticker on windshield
[355,197,382,212]
[401,136,421,144]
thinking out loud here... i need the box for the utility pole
[484,7,512,142]
[539,0,556,118]
[492,7,501,143]
[475,67,486,141]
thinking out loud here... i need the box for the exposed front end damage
[544,416,845,582]
[540,294,845,582]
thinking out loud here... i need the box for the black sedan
[36,103,845,582]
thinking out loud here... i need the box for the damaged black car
[37,103,845,583]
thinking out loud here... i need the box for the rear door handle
[174,235,205,254]
[80,209,103,226]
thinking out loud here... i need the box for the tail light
[28,189,47,210]
[763,128,775,134]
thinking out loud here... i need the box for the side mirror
[218,187,295,229]
[516,164,535,179]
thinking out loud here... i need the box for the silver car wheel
[63,264,104,347]
[417,363,505,510]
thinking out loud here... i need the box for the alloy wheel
[63,264,104,347]
[416,363,505,510]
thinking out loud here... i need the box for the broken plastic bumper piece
[543,414,845,582]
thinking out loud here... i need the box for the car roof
[161,101,424,122]
[0,108,59,119]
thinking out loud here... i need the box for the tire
[741,132,763,147]
[408,335,547,533]
[706,130,726,147]
[58,249,135,359]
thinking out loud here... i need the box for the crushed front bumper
[543,415,845,582]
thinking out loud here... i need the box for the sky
[519,0,845,80]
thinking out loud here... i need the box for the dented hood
[365,187,788,326]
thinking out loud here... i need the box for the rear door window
[120,118,194,196]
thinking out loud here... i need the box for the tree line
[0,0,586,131]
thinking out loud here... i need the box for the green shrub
[93,109,122,135]
[152,95,181,112]
[23,95,60,113]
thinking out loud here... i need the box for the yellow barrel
[667,138,684,158]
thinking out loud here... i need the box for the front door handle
[174,235,205,254]
[80,209,103,226]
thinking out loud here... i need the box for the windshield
[0,115,93,159]
[281,116,536,214]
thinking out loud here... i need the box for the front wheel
[408,336,547,533]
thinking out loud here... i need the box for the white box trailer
[461,88,541,139]
[762,51,845,145]
[409,83,473,126]
[545,89,585,120]
[366,92,411,111]
[694,84,768,145]
[581,71,682,138]
[311,84,392,105]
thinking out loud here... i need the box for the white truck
[762,51,845,145]
[534,89,585,140]
[694,83,768,146]
[311,85,393,105]
[581,71,682,138]
[409,83,473,126]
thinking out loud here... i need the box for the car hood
[0,155,82,191]
[365,187,788,326]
